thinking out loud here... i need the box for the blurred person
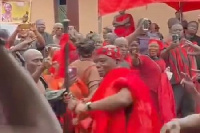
[103,33,118,46]
[35,19,54,46]
[70,39,101,101]
[8,23,45,51]
[148,23,163,40]
[53,23,64,44]
[2,2,12,22]
[175,11,183,21]
[0,39,62,133]
[147,39,176,123]
[75,33,84,44]
[23,49,52,94]
[161,23,198,117]
[167,18,180,33]
[113,10,135,37]
[71,45,161,133]
[65,39,101,133]
[92,34,103,49]
[185,21,200,70]
[114,37,131,68]
[42,45,64,90]
[86,32,102,49]
[185,21,200,46]
[161,72,200,133]
[136,18,151,55]
[103,26,113,39]
[130,39,176,123]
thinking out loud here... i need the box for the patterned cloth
[96,45,121,60]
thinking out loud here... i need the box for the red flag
[98,0,200,16]
[98,0,154,16]
[165,1,200,12]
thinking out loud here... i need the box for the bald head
[23,49,43,74]
[24,49,42,61]
[171,23,184,38]
[168,18,180,29]
[114,37,128,46]
[114,37,128,58]
[53,23,64,29]
[104,33,118,45]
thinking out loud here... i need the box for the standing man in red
[113,10,135,37]
[72,45,161,133]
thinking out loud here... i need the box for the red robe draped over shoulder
[131,55,176,123]
[114,14,135,37]
[90,68,161,133]
[155,58,176,123]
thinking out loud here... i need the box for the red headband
[148,39,164,50]
[96,45,121,60]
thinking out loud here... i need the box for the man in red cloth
[72,45,161,133]
[161,23,198,117]
[113,10,135,37]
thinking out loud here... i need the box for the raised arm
[7,26,20,47]
[0,44,62,133]
[30,24,45,49]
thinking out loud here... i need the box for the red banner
[98,0,153,16]
[98,0,200,16]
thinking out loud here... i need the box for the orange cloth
[43,74,64,90]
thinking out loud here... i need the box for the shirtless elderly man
[23,49,51,94]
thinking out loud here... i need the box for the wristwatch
[86,102,92,111]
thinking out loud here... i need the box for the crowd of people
[1,9,200,133]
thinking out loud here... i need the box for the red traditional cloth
[155,59,176,123]
[165,1,200,12]
[164,41,197,85]
[148,40,176,123]
[102,41,109,46]
[114,14,135,37]
[131,55,161,93]
[54,34,79,78]
[96,45,121,60]
[90,68,161,133]
[98,0,153,16]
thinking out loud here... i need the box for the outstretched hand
[160,119,180,133]
[180,72,198,96]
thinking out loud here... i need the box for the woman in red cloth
[148,39,176,123]
[113,10,135,37]
[130,39,176,123]
[72,45,161,133]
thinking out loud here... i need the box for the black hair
[76,39,95,58]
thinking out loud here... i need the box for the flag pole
[63,18,70,92]
[63,19,74,133]
[179,1,183,21]
[98,0,102,35]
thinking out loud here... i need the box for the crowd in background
[1,9,200,133]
